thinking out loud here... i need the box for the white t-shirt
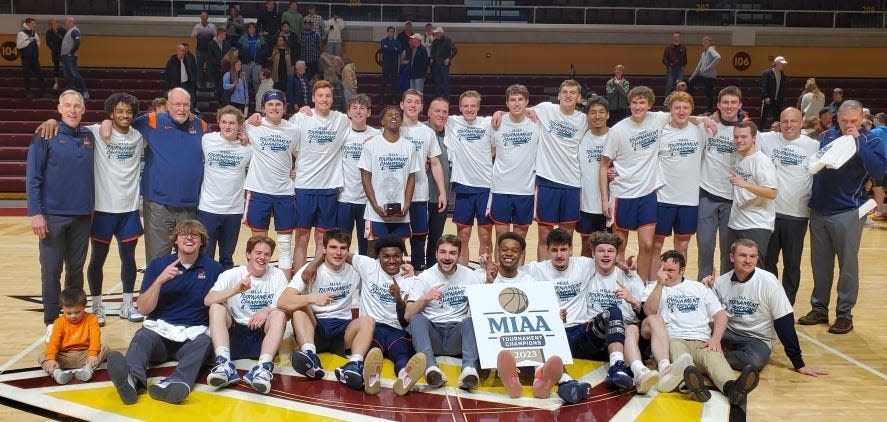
[401,122,442,201]
[445,115,494,189]
[586,269,645,324]
[358,135,421,223]
[243,118,300,196]
[409,264,485,324]
[522,257,594,327]
[642,279,723,341]
[699,122,738,200]
[200,133,252,214]
[579,130,608,213]
[351,254,411,330]
[603,112,670,198]
[211,265,289,326]
[491,114,540,195]
[657,122,704,206]
[713,269,793,350]
[88,125,145,213]
[291,110,351,189]
[289,262,362,320]
[492,270,538,284]
[728,150,778,231]
[531,102,587,187]
[757,132,820,218]
[340,126,381,204]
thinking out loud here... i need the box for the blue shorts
[565,323,607,360]
[535,177,580,225]
[490,193,534,226]
[452,183,492,226]
[229,322,266,360]
[295,188,339,230]
[655,204,699,237]
[576,211,608,235]
[409,202,429,235]
[336,201,366,232]
[368,221,412,240]
[315,317,351,354]
[372,323,415,372]
[613,191,658,231]
[244,191,296,232]
[90,210,143,243]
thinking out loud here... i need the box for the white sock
[92,296,102,308]
[609,352,624,367]
[258,354,273,364]
[349,354,363,362]
[122,293,133,306]
[215,347,231,361]
[277,233,293,270]
[631,360,649,376]
[301,343,316,354]
[658,359,671,372]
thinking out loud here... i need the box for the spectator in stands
[46,18,65,91]
[225,5,246,39]
[298,20,322,80]
[269,36,293,91]
[818,107,833,132]
[380,26,401,105]
[221,46,238,76]
[397,21,414,53]
[17,17,45,99]
[661,31,686,98]
[257,0,281,44]
[801,116,819,137]
[224,60,249,113]
[760,56,788,129]
[60,17,88,99]
[150,97,167,114]
[605,64,629,126]
[165,44,199,110]
[207,28,230,103]
[255,68,275,108]
[798,78,825,121]
[191,11,217,87]
[287,60,312,111]
[304,5,326,39]
[430,27,455,100]
[341,58,357,103]
[238,23,268,98]
[277,21,299,57]
[325,13,345,56]
[422,23,434,55]
[405,34,429,95]
[663,80,687,108]
[281,1,303,34]
[827,88,844,113]
[687,36,721,113]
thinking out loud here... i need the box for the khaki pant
[39,344,111,369]
[669,338,735,392]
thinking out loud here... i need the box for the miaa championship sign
[466,282,572,369]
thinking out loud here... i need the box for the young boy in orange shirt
[39,288,111,384]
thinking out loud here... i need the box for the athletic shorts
[452,183,492,226]
[535,177,580,225]
[565,321,607,360]
[244,191,296,232]
[490,193,534,226]
[336,201,366,232]
[367,221,411,240]
[229,322,266,360]
[655,204,698,237]
[372,323,413,355]
[576,211,608,235]
[409,202,429,235]
[315,317,351,354]
[295,188,339,230]
[90,210,143,243]
[613,191,658,231]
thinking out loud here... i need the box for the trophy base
[384,203,402,216]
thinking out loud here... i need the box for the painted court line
[799,331,887,382]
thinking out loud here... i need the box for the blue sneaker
[207,356,239,388]
[244,362,274,394]
[557,380,591,404]
[334,360,365,390]
[605,360,634,390]
[290,350,325,380]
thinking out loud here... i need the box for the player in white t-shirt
[290,80,352,272]
[711,239,827,379]
[643,250,759,405]
[446,90,495,265]
[242,90,300,274]
[726,121,778,262]
[204,235,290,394]
[756,107,820,305]
[490,85,540,249]
[198,106,252,271]
[404,235,484,390]
[85,93,146,325]
[400,89,446,270]
[577,96,611,257]
[337,94,381,256]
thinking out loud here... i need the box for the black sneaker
[107,351,138,405]
[798,310,828,325]
[148,379,191,403]
[828,317,853,334]
[683,365,711,402]
[725,366,759,406]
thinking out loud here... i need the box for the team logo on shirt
[456,126,488,143]
[707,135,735,154]
[259,133,292,152]
[664,139,699,157]
[306,128,336,144]
[240,291,275,312]
[405,135,425,152]
[379,153,408,171]
[732,165,752,181]
[771,147,806,166]
[588,289,620,309]
[725,296,759,316]
[197,271,206,279]
[437,286,468,308]
[315,280,353,302]
[553,279,582,303]
[629,130,658,151]
[547,120,578,139]
[343,143,363,160]
[369,280,396,304]
[666,295,700,313]
[80,134,93,149]
[206,150,246,168]
[105,143,137,160]
[501,130,532,148]
[584,145,604,163]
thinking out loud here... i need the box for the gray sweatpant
[40,214,90,325]
[809,209,865,320]
[407,314,479,371]
[696,193,732,279]
[143,199,197,264]
[125,328,211,389]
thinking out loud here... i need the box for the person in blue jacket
[380,26,402,105]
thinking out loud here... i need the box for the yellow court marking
[49,387,343,422]
[635,392,703,422]
[565,359,606,379]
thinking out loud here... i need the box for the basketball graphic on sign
[498,287,529,314]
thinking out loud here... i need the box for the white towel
[807,135,857,174]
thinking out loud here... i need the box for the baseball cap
[432,26,444,33]
[410,33,423,40]
[773,56,788,65]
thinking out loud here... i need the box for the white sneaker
[52,369,73,384]
[424,365,446,389]
[658,353,693,392]
[93,305,106,327]
[635,369,660,394]
[458,367,479,390]
[74,365,94,382]
[120,303,145,322]
[44,324,54,343]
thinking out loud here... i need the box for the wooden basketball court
[0,213,885,421]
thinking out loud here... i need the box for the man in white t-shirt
[490,84,539,248]
[405,235,484,390]
[643,250,759,405]
[757,107,820,304]
[278,229,377,392]
[359,106,421,254]
[198,106,252,271]
[577,96,611,258]
[400,89,446,270]
[204,235,289,394]
[337,94,381,256]
[242,90,300,274]
[726,121,778,262]
[446,90,495,265]
[85,93,146,325]
[290,80,352,271]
